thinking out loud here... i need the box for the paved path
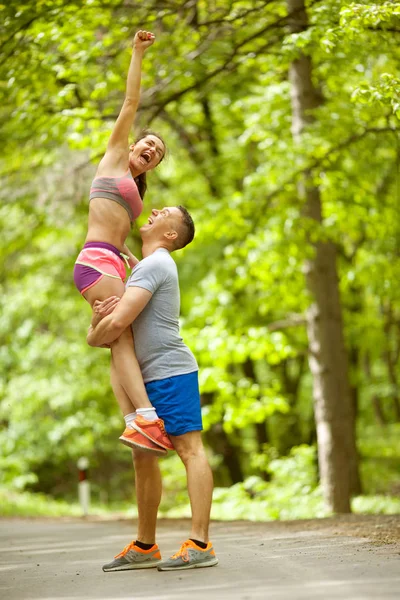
[0,518,399,599]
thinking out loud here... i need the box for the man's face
[140,207,182,242]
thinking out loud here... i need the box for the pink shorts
[73,243,127,295]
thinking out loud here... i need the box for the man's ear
[129,143,135,151]
[164,230,178,241]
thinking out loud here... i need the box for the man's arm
[87,286,152,347]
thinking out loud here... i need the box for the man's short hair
[174,206,195,250]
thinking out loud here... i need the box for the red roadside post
[77,457,90,516]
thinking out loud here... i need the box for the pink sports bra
[89,171,143,222]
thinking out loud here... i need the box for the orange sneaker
[119,427,167,456]
[131,415,175,451]
[102,540,162,571]
[157,540,218,570]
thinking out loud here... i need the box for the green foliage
[340,2,400,31]
[358,424,400,494]
[0,487,82,517]
[0,485,139,518]
[211,446,327,520]
[352,74,400,116]
[352,494,400,515]
[0,0,399,518]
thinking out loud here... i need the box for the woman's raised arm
[105,30,155,158]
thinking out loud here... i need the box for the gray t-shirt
[126,248,198,383]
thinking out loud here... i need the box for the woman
[73,30,172,454]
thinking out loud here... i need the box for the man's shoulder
[142,249,176,272]
[129,249,177,285]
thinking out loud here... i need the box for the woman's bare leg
[110,356,135,416]
[83,276,152,412]
[110,327,152,410]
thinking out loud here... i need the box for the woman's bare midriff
[85,197,131,250]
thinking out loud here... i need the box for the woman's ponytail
[134,172,147,200]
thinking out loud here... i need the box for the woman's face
[129,135,165,174]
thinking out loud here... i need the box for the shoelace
[158,419,167,434]
[115,541,136,559]
[171,541,193,562]
[158,419,174,447]
[137,416,166,433]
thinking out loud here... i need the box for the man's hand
[122,244,140,269]
[133,30,155,52]
[94,296,121,317]
[128,255,140,268]
[87,286,152,348]
[91,296,120,328]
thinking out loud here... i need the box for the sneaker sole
[103,560,162,572]
[119,435,167,456]
[130,422,174,451]
[158,558,219,571]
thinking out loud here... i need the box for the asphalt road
[0,517,399,600]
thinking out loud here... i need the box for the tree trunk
[287,0,357,512]
[270,356,306,454]
[364,352,387,426]
[348,345,362,495]
[384,349,400,421]
[281,356,306,448]
[201,392,244,484]
[243,358,271,481]
[207,423,244,484]
[383,307,400,421]
[373,395,387,426]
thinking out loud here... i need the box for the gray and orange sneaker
[119,427,167,456]
[102,541,162,571]
[128,416,174,451]
[157,540,218,571]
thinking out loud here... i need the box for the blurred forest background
[1,0,400,520]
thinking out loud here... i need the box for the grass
[0,487,137,519]
[0,487,82,518]
[2,487,399,522]
[2,424,399,521]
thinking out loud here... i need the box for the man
[87,205,218,571]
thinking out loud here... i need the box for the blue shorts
[145,371,202,436]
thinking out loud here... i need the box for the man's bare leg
[133,450,162,544]
[171,431,213,542]
[102,449,162,572]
